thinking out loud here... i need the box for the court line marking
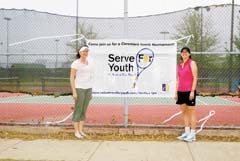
[0,102,73,105]
[0,95,32,102]
[216,96,240,105]
[1,95,237,106]
[0,95,73,103]
[196,97,208,105]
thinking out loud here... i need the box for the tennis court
[0,92,240,105]
[1,1,240,138]
[0,92,239,127]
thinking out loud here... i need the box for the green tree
[233,17,240,87]
[234,17,240,50]
[174,10,218,52]
[68,22,99,50]
[174,9,219,93]
[63,22,99,68]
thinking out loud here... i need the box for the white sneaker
[75,133,83,139]
[80,132,87,137]
[184,133,196,142]
[177,133,188,140]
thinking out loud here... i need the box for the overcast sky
[0,0,240,17]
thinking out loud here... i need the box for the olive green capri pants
[72,88,92,122]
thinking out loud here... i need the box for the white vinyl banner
[87,39,177,97]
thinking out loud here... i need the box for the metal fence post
[123,0,129,127]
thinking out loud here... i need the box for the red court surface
[0,92,26,98]
[220,96,240,103]
[0,103,240,126]
[0,92,239,127]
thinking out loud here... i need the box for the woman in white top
[70,46,94,139]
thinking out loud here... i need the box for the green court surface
[0,94,239,106]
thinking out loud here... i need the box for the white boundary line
[2,95,238,105]
[0,102,73,105]
[0,95,32,102]
[0,95,73,104]
[215,96,240,105]
[196,97,208,105]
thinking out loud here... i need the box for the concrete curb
[0,125,240,138]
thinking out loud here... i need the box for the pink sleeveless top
[177,59,193,92]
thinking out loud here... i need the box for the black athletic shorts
[176,90,196,106]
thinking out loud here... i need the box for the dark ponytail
[76,45,89,59]
[76,50,80,59]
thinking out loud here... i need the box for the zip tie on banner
[176,34,194,46]
[161,111,182,124]
[70,35,86,42]
[196,110,216,134]
[44,109,215,129]
[10,34,84,46]
[162,110,216,134]
[45,111,73,125]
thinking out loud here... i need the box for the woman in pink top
[175,47,198,142]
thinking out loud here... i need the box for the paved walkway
[0,138,240,161]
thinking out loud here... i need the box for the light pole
[229,0,235,91]
[200,7,203,52]
[230,0,234,52]
[0,42,3,52]
[55,39,59,53]
[160,31,169,40]
[4,17,11,69]
[194,6,203,51]
[54,39,60,72]
[76,0,79,52]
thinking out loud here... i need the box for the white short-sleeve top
[71,59,94,89]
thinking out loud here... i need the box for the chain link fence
[0,52,239,93]
[0,4,240,127]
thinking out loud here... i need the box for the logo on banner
[161,83,170,92]
[108,54,135,73]
[132,48,154,88]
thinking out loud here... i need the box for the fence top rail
[42,77,69,80]
[0,52,240,56]
[191,52,240,55]
[198,77,216,80]
[0,53,75,56]
[0,77,19,80]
